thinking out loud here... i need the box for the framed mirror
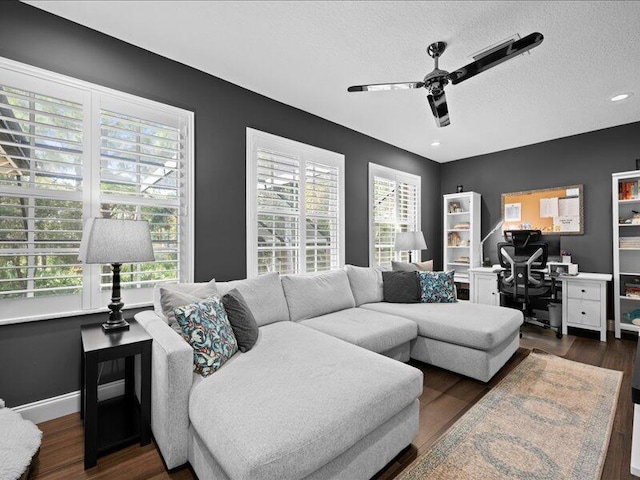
[501,185,584,235]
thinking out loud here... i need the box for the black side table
[80,318,152,469]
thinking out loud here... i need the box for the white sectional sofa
[136,265,523,480]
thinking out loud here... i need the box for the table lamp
[79,218,155,332]
[395,231,428,263]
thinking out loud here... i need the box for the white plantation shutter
[0,78,88,319]
[247,129,344,277]
[369,163,421,268]
[0,58,193,323]
[305,160,340,272]
[372,176,397,267]
[98,103,186,294]
[256,149,300,275]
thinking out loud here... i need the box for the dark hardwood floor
[30,329,637,480]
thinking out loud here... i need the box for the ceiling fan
[347,32,544,128]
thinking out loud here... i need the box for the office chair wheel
[556,332,563,339]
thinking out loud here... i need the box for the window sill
[0,302,153,327]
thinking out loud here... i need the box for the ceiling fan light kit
[348,32,544,128]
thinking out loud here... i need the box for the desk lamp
[395,231,428,263]
[480,220,504,266]
[79,218,155,332]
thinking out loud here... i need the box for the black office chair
[497,230,561,338]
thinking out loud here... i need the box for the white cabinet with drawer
[566,282,601,301]
[469,268,500,306]
[562,274,611,342]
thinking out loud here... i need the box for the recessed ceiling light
[610,93,633,102]
[431,141,440,147]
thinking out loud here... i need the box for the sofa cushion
[174,297,238,377]
[188,321,423,480]
[300,308,417,353]
[417,271,456,303]
[215,272,289,327]
[281,269,356,322]
[221,289,259,353]
[360,302,523,351]
[153,279,217,323]
[344,265,384,306]
[382,271,420,303]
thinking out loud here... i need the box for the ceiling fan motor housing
[424,69,449,95]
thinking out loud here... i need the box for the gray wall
[441,121,640,273]
[0,2,441,407]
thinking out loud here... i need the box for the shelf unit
[443,192,481,286]
[613,170,640,337]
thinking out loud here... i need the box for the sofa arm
[135,310,193,469]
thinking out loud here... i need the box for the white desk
[469,267,612,342]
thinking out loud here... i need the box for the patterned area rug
[399,351,622,480]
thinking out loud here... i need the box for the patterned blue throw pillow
[174,296,238,377]
[417,271,457,303]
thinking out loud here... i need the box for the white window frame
[246,128,345,277]
[368,163,421,267]
[0,57,194,325]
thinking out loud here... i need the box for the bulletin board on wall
[501,185,584,235]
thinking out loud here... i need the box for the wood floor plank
[31,331,637,480]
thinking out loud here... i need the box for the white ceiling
[25,1,640,162]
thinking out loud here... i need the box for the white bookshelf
[612,170,640,338]
[443,192,481,286]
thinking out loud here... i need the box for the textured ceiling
[25,1,640,162]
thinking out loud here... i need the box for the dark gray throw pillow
[221,288,259,352]
[382,271,420,303]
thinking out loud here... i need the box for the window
[0,58,193,323]
[246,128,344,277]
[369,163,421,268]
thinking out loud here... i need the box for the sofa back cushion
[215,272,289,327]
[344,265,384,306]
[153,279,218,324]
[281,269,356,321]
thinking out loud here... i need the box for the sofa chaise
[135,265,523,480]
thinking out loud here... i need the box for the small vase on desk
[562,255,571,264]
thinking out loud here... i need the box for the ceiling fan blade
[448,32,544,85]
[347,81,424,92]
[427,89,450,127]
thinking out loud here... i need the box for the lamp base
[102,319,130,332]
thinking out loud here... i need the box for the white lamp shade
[79,218,155,264]
[394,231,428,251]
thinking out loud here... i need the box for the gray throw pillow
[391,261,419,272]
[156,279,217,324]
[160,288,201,327]
[391,260,434,272]
[382,271,420,303]
[415,260,434,271]
[221,289,259,353]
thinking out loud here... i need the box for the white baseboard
[13,379,125,425]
